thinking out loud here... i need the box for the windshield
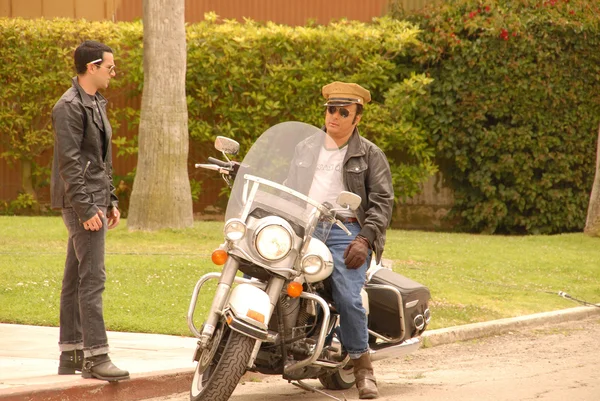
[225,122,345,241]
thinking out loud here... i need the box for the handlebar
[208,157,230,168]
[321,202,352,236]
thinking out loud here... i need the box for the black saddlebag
[365,268,431,342]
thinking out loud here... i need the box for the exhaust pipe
[414,314,425,331]
[369,337,421,362]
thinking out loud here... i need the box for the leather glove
[343,236,370,269]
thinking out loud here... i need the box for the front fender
[226,283,272,339]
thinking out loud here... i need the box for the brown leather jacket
[50,77,118,221]
[287,127,394,262]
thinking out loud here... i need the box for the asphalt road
[147,315,600,401]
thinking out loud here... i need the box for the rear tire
[318,365,355,390]
[190,327,255,401]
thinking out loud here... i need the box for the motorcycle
[188,122,431,401]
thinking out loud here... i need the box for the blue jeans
[323,222,372,359]
[59,207,110,357]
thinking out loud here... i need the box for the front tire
[190,326,255,401]
[318,364,355,390]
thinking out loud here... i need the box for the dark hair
[74,40,113,75]
[352,104,364,124]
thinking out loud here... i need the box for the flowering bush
[393,0,600,233]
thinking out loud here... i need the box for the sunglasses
[326,106,351,118]
[87,58,116,73]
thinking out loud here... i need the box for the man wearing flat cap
[288,81,393,399]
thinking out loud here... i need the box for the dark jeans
[59,207,109,357]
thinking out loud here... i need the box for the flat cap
[322,81,371,106]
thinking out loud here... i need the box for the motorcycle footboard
[365,269,431,342]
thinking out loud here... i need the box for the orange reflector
[226,315,233,325]
[211,249,228,265]
[287,282,303,298]
[246,309,265,324]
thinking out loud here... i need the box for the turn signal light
[287,282,303,298]
[211,249,228,265]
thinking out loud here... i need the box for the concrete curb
[1,305,598,401]
[422,304,600,348]
[0,369,193,401]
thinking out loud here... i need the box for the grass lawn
[1,216,599,337]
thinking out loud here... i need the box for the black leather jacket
[50,77,118,222]
[287,127,394,262]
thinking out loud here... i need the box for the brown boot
[353,352,379,399]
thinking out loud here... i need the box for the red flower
[485,6,491,12]
[569,10,575,15]
[469,11,477,19]
[500,29,509,41]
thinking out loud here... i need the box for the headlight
[300,238,334,283]
[255,224,292,261]
[301,255,323,275]
[224,219,246,241]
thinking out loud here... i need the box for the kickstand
[290,380,348,401]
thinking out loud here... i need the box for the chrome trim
[187,271,267,341]
[300,209,321,257]
[414,314,425,331]
[370,337,421,362]
[243,174,331,214]
[240,180,260,222]
[230,244,298,276]
[187,272,222,339]
[405,300,419,308]
[248,339,262,369]
[424,308,431,324]
[311,354,350,369]
[283,292,331,375]
[225,310,269,341]
[363,283,406,343]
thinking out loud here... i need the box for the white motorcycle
[188,122,431,401]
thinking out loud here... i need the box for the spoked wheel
[190,324,255,401]
[318,364,355,390]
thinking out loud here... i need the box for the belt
[340,217,358,223]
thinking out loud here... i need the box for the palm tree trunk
[128,0,193,230]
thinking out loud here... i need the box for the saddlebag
[365,268,431,342]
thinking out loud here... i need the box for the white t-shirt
[308,145,354,219]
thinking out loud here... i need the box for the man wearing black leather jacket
[50,40,128,382]
[288,82,394,399]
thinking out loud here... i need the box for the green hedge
[0,16,437,214]
[393,0,600,233]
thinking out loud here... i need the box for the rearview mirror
[215,136,240,155]
[336,191,361,211]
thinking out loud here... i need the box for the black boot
[58,350,84,375]
[82,354,130,382]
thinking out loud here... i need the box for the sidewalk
[1,304,599,401]
[0,325,197,401]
